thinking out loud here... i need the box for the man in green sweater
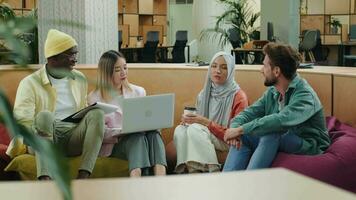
[223,43,330,171]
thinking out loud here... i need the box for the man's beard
[264,76,277,86]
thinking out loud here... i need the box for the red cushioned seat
[0,124,10,161]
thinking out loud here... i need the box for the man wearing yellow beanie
[10,29,105,180]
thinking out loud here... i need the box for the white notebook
[62,102,118,123]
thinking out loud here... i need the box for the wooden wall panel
[119,0,167,49]
[138,0,153,14]
[351,15,356,24]
[118,14,123,25]
[140,15,153,25]
[334,74,356,127]
[125,0,138,14]
[153,15,167,35]
[301,15,325,34]
[236,70,266,104]
[6,0,22,9]
[2,65,352,143]
[25,0,37,9]
[0,69,35,106]
[139,16,153,35]
[142,25,164,45]
[342,24,349,42]
[119,24,129,47]
[129,68,206,142]
[308,0,324,14]
[323,35,342,44]
[118,0,123,13]
[123,14,139,36]
[235,69,333,116]
[153,0,167,15]
[299,72,332,116]
[129,36,138,47]
[325,0,350,14]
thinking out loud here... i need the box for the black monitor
[350,24,356,41]
[267,22,275,42]
[118,30,123,49]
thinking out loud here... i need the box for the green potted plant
[199,0,260,49]
[0,4,39,65]
[328,18,342,34]
[0,2,15,21]
[0,2,72,200]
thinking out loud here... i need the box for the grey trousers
[110,130,167,173]
[33,109,105,178]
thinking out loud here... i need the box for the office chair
[344,55,356,67]
[267,22,275,42]
[299,30,318,62]
[141,31,159,63]
[343,25,356,66]
[228,28,241,49]
[301,29,328,63]
[228,28,244,64]
[118,31,123,50]
[172,30,188,63]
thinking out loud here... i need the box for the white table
[0,168,355,200]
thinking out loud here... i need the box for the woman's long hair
[96,50,132,101]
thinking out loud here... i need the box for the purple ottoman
[272,116,356,193]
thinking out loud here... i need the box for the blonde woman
[88,50,166,177]
[173,51,248,173]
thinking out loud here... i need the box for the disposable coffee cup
[184,106,197,115]
[183,107,197,125]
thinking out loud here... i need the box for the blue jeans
[223,131,303,171]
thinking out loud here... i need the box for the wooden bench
[1,64,356,174]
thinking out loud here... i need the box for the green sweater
[231,74,330,155]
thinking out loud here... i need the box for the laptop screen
[350,24,356,41]
[120,93,175,134]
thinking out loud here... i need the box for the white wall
[192,0,227,62]
[191,0,261,62]
[38,0,118,64]
[250,0,261,30]
[261,0,300,48]
[168,4,193,45]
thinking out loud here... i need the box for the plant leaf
[199,0,260,49]
[0,90,72,200]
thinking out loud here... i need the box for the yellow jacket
[6,65,88,158]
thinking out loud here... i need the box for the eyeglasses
[62,52,78,59]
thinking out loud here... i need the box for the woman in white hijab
[173,51,249,173]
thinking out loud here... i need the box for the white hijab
[196,51,240,126]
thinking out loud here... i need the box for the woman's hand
[226,138,242,149]
[181,113,211,126]
[224,127,244,141]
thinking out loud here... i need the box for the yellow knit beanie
[44,29,78,58]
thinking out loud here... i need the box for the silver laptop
[120,93,175,134]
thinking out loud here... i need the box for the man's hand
[181,113,211,126]
[224,127,244,141]
[224,127,244,149]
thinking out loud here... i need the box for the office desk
[120,45,190,63]
[231,48,264,64]
[323,42,356,66]
[120,46,174,63]
[339,42,356,66]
